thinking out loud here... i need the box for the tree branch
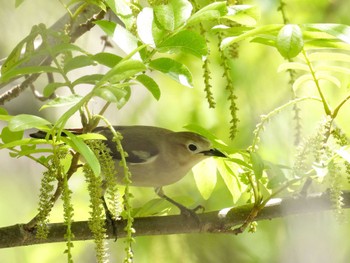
[0,191,349,249]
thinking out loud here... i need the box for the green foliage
[1,0,350,262]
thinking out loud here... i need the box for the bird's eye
[188,143,198,152]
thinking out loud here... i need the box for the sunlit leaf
[217,159,244,203]
[308,52,350,62]
[316,65,350,75]
[40,94,83,110]
[94,20,116,36]
[278,62,309,72]
[63,131,101,176]
[315,72,341,88]
[221,24,283,49]
[292,74,314,91]
[100,59,146,84]
[187,1,227,26]
[304,23,350,44]
[113,24,140,60]
[94,85,130,108]
[137,7,155,47]
[8,114,51,131]
[225,5,260,26]
[250,152,264,179]
[276,24,304,59]
[149,57,193,87]
[157,30,207,58]
[193,158,217,200]
[154,0,192,30]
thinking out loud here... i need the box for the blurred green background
[1,0,350,262]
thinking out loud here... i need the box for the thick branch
[0,191,349,249]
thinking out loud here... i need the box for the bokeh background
[1,0,350,262]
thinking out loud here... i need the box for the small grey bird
[31,125,226,217]
[91,126,225,187]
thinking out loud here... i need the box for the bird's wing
[94,127,160,164]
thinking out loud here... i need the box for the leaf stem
[302,49,332,116]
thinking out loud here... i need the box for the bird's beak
[201,148,226,157]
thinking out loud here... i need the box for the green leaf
[157,30,207,58]
[0,126,24,144]
[316,65,350,75]
[104,0,117,14]
[187,1,227,26]
[1,66,60,83]
[15,0,25,7]
[315,72,341,88]
[137,7,155,46]
[63,55,95,73]
[250,152,264,180]
[154,4,175,31]
[94,85,130,108]
[225,5,260,26]
[0,107,8,115]
[266,163,288,189]
[8,114,51,131]
[136,74,160,100]
[133,198,171,217]
[303,23,350,44]
[292,74,314,91]
[304,39,350,50]
[221,24,283,49]
[72,74,104,86]
[92,53,122,68]
[40,94,83,110]
[193,158,217,200]
[154,0,192,31]
[94,20,117,36]
[276,24,304,59]
[43,82,67,97]
[110,0,134,30]
[308,52,350,62]
[63,131,101,176]
[54,94,93,130]
[149,57,193,87]
[113,24,140,60]
[0,138,52,150]
[171,0,192,28]
[1,25,39,74]
[100,59,147,84]
[277,62,309,72]
[217,159,244,203]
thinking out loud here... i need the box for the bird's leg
[101,196,118,240]
[155,187,203,224]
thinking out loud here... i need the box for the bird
[31,125,226,217]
